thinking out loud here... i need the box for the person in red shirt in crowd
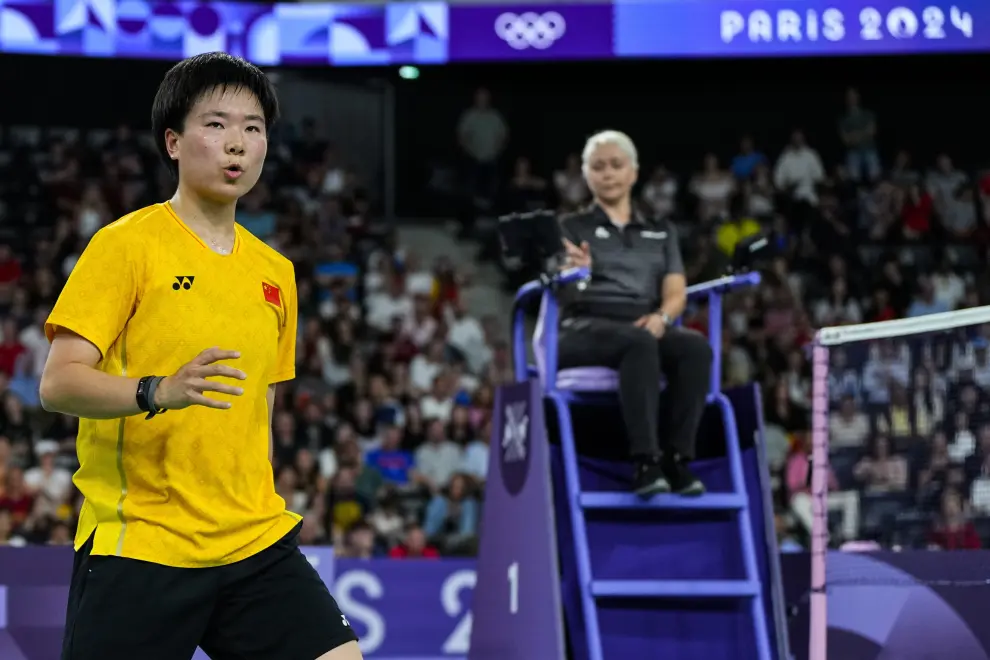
[928,488,981,550]
[0,319,26,377]
[901,183,933,239]
[869,288,897,322]
[0,244,21,288]
[388,524,440,559]
[0,466,35,527]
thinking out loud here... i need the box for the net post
[809,338,830,660]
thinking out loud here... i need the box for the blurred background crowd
[1,55,989,558]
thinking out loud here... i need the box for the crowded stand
[2,80,990,560]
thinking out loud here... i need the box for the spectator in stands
[389,523,440,559]
[812,277,862,327]
[830,395,870,449]
[931,261,966,310]
[900,183,934,240]
[22,439,71,515]
[641,165,679,219]
[423,473,479,541]
[838,88,880,182]
[457,87,508,214]
[553,154,589,211]
[367,425,414,488]
[412,419,462,495]
[730,135,768,181]
[689,154,734,222]
[342,521,380,559]
[0,466,32,527]
[928,488,981,550]
[773,130,825,217]
[505,156,547,211]
[853,434,908,493]
[926,154,969,231]
[786,433,838,534]
[907,276,951,318]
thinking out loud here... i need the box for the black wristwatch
[136,376,167,420]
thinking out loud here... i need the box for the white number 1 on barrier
[507,561,519,614]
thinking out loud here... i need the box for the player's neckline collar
[162,201,241,256]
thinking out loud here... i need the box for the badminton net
[808,305,990,660]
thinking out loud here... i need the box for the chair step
[579,492,746,511]
[592,579,760,599]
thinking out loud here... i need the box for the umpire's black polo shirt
[559,205,684,321]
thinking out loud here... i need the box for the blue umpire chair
[510,267,778,660]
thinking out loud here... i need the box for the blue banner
[0,0,986,65]
[334,559,475,659]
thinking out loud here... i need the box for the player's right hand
[155,348,247,411]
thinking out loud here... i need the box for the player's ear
[164,128,181,162]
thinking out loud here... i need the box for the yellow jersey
[46,202,301,568]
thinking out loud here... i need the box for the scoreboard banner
[0,0,986,65]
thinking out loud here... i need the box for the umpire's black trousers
[558,317,713,460]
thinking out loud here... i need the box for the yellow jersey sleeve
[270,272,297,384]
[46,225,141,357]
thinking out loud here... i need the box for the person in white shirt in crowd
[689,153,735,222]
[553,153,589,211]
[773,129,825,207]
[23,439,73,516]
[403,253,436,298]
[862,341,910,405]
[925,154,969,227]
[812,276,863,327]
[445,298,486,371]
[401,294,439,349]
[641,165,679,219]
[420,372,456,423]
[931,260,966,310]
[365,276,413,334]
[412,419,463,495]
[410,339,447,394]
[829,395,870,450]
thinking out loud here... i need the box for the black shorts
[61,522,358,660]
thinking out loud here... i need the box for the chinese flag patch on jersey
[262,282,281,307]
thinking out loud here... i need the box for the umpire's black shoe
[633,460,671,498]
[661,455,706,496]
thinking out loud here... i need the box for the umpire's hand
[562,238,592,269]
[156,348,247,410]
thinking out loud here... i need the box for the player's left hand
[634,313,666,339]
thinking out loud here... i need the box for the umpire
[559,130,711,497]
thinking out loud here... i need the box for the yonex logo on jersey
[341,614,350,627]
[172,276,195,290]
[494,11,567,50]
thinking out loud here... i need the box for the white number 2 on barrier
[441,569,477,654]
[507,561,520,614]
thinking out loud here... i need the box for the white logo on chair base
[502,402,529,463]
[594,226,610,239]
[642,230,667,239]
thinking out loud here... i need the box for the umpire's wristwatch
[658,312,673,327]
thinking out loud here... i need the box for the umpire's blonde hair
[581,130,639,176]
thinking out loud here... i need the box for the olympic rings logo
[494,12,567,50]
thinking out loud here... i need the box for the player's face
[584,142,637,205]
[167,85,268,204]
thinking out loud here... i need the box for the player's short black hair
[151,51,279,178]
